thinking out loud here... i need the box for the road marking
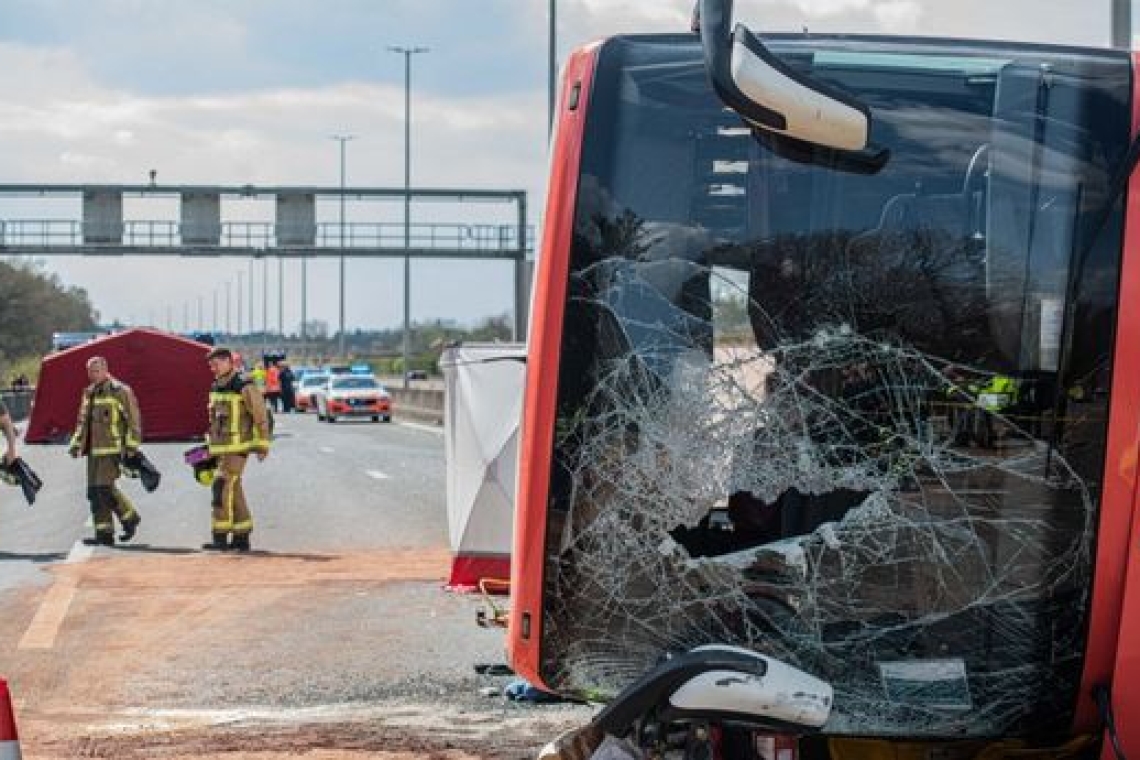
[17,540,91,650]
[365,470,390,480]
[397,421,444,436]
[318,446,335,454]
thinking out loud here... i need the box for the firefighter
[203,347,270,552]
[0,398,16,465]
[68,356,143,546]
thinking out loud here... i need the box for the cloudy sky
[0,0,1118,334]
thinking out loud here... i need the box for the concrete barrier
[389,387,443,426]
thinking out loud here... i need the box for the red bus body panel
[1090,51,1140,758]
[507,44,601,690]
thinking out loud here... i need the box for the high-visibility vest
[69,380,142,456]
[975,375,1017,411]
[265,366,281,393]
[206,373,269,455]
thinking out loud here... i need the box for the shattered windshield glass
[542,35,1130,736]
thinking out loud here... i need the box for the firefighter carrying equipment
[183,445,217,487]
[120,449,162,492]
[0,457,43,505]
[206,371,271,456]
[69,379,142,457]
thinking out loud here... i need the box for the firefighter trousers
[86,455,139,538]
[211,453,253,537]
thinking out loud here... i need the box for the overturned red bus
[511,1,1140,756]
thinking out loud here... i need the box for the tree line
[0,258,98,369]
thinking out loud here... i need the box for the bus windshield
[542,34,1131,737]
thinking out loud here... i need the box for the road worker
[68,356,142,546]
[264,361,282,413]
[203,347,270,552]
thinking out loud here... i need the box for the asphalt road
[0,412,448,587]
[0,411,591,758]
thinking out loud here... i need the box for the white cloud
[0,0,1116,330]
[873,1,923,30]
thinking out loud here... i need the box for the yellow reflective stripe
[90,446,122,456]
[94,521,113,531]
[232,520,253,533]
[114,489,137,520]
[208,392,245,452]
[92,396,125,450]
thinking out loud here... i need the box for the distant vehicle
[314,375,391,423]
[350,364,373,375]
[405,369,428,381]
[294,373,330,413]
[51,331,106,352]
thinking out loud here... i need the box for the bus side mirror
[698,0,872,152]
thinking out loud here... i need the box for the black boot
[230,534,251,553]
[201,533,230,551]
[119,514,141,542]
[82,532,115,547]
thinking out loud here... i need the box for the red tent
[26,329,214,444]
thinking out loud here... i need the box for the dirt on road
[0,548,590,759]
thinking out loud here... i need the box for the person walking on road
[203,347,271,552]
[0,398,18,466]
[68,356,143,546]
[278,362,296,413]
[264,362,282,413]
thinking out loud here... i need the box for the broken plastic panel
[538,35,1131,736]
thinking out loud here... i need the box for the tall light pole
[330,134,355,358]
[549,0,557,134]
[225,280,232,335]
[388,45,428,389]
[236,270,244,336]
[248,258,255,338]
[1112,0,1132,47]
[277,257,284,336]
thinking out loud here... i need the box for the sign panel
[181,192,221,245]
[82,191,123,244]
[276,193,316,246]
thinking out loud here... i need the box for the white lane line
[365,470,390,480]
[18,540,91,651]
[397,421,444,436]
[318,446,335,454]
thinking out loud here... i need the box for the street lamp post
[236,270,244,336]
[248,258,255,339]
[549,0,557,134]
[331,134,355,359]
[277,257,284,336]
[388,45,428,389]
[1113,0,1132,47]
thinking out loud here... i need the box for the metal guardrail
[0,219,536,253]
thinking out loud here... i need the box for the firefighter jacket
[207,371,270,455]
[70,379,142,457]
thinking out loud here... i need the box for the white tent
[442,342,527,588]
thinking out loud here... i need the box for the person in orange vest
[68,356,143,546]
[203,347,271,552]
[264,362,282,413]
